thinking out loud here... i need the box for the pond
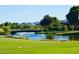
[12,32,79,41]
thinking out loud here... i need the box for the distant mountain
[61,20,69,25]
[20,22,40,25]
[32,22,40,25]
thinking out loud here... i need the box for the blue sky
[0,5,72,24]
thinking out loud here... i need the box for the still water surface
[13,32,79,40]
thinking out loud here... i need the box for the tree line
[0,5,79,35]
[40,5,79,31]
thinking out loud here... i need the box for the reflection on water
[69,35,79,40]
[54,35,69,40]
[23,34,46,40]
[13,32,79,40]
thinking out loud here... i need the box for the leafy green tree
[40,15,52,30]
[63,25,68,31]
[67,25,75,30]
[49,17,62,31]
[2,26,10,35]
[66,6,79,30]
[3,22,12,26]
[40,15,62,31]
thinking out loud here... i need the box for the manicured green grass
[0,36,79,54]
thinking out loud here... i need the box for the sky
[0,5,73,24]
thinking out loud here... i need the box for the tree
[49,17,62,31]
[3,22,11,26]
[67,25,75,30]
[62,25,68,31]
[40,15,52,31]
[66,6,79,30]
[2,26,10,35]
[40,15,62,31]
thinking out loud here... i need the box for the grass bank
[0,36,79,54]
